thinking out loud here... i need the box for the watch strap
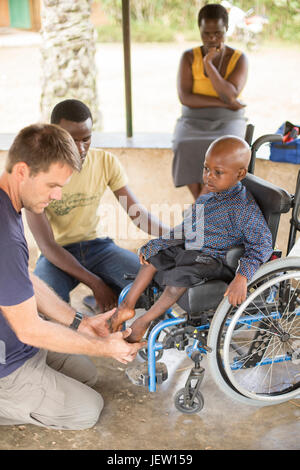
[69,311,83,330]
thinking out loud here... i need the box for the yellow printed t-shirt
[45,148,128,246]
[192,47,243,97]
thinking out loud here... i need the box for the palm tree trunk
[40,0,100,127]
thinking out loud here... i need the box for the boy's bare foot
[108,306,135,332]
[126,317,149,343]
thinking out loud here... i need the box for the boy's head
[51,99,93,164]
[203,136,250,193]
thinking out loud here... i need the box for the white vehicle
[222,1,269,50]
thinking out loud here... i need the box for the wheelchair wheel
[174,388,204,414]
[207,257,300,406]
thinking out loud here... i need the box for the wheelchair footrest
[125,362,168,387]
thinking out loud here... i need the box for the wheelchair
[120,133,300,414]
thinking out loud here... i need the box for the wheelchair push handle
[248,133,283,174]
[252,133,282,152]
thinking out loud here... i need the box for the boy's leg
[127,285,187,343]
[109,263,158,332]
[115,246,187,340]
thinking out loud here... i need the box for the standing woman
[172,3,248,199]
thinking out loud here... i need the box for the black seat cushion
[186,280,228,317]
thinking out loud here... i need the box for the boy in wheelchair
[109,136,273,343]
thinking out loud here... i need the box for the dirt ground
[0,32,299,140]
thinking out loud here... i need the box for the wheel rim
[222,271,300,402]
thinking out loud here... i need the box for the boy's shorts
[149,245,234,287]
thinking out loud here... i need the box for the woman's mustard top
[192,47,242,97]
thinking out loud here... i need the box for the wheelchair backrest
[242,173,292,247]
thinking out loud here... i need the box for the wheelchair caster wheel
[174,388,204,414]
[138,347,163,362]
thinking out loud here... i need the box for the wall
[0,0,10,27]
[0,0,41,31]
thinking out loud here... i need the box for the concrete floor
[0,284,299,451]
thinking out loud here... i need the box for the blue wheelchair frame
[119,283,300,394]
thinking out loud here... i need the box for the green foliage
[95,0,300,43]
[96,0,202,42]
[129,21,176,42]
[98,0,200,25]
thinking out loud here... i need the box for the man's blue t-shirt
[0,188,39,378]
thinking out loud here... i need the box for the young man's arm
[25,210,118,311]
[114,185,170,237]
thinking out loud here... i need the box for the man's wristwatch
[69,312,83,330]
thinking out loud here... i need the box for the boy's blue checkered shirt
[140,182,273,281]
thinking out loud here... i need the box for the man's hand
[103,328,146,364]
[92,279,118,312]
[224,273,248,307]
[79,308,116,338]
